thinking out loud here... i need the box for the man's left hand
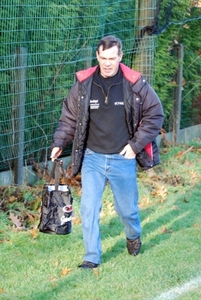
[120,144,136,159]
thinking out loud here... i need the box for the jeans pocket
[84,148,94,155]
[118,153,136,160]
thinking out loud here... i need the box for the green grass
[1,144,201,300]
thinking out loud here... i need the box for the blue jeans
[80,148,141,264]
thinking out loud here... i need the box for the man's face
[96,45,123,78]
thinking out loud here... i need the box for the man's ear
[119,52,123,61]
[96,51,99,62]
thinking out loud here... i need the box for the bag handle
[49,159,65,190]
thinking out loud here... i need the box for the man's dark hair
[97,35,123,55]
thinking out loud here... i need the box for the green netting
[0,0,157,175]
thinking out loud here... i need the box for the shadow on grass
[102,238,126,263]
[22,271,90,300]
[100,216,125,263]
[139,183,201,253]
[100,183,201,259]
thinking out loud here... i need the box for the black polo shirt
[86,67,129,154]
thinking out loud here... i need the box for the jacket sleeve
[51,82,79,150]
[128,77,164,154]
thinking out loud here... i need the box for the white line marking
[153,276,201,300]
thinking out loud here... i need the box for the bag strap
[49,160,66,190]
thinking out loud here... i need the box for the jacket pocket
[136,139,160,170]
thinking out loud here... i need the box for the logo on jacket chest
[90,99,124,109]
[90,99,99,109]
[114,102,124,105]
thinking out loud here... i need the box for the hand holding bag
[38,160,73,235]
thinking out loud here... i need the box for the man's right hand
[50,147,62,161]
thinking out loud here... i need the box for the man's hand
[50,147,62,161]
[120,144,136,159]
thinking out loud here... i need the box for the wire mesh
[0,0,159,175]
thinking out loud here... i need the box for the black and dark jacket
[52,63,164,176]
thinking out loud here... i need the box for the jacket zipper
[93,82,121,106]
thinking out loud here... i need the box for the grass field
[1,143,201,300]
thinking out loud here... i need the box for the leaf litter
[0,145,201,233]
[0,163,82,233]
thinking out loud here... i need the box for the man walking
[51,35,164,269]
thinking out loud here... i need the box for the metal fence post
[13,47,27,185]
[172,44,184,145]
[132,0,157,84]
[84,47,92,69]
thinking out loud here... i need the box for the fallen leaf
[9,196,16,203]
[22,210,35,223]
[161,227,173,234]
[29,228,38,239]
[9,212,23,229]
[174,146,193,158]
[151,185,168,202]
[72,216,81,225]
[54,260,59,267]
[49,276,59,284]
[139,196,150,208]
[173,205,180,210]
[93,268,99,275]
[190,170,199,187]
[61,268,71,276]
[49,276,58,281]
[193,223,199,228]
[0,237,9,244]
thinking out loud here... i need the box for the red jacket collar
[119,63,141,84]
[76,66,98,82]
[76,63,141,84]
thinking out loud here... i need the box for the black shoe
[78,261,99,269]
[126,237,141,256]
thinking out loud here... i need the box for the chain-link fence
[0,0,158,182]
[0,1,200,185]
